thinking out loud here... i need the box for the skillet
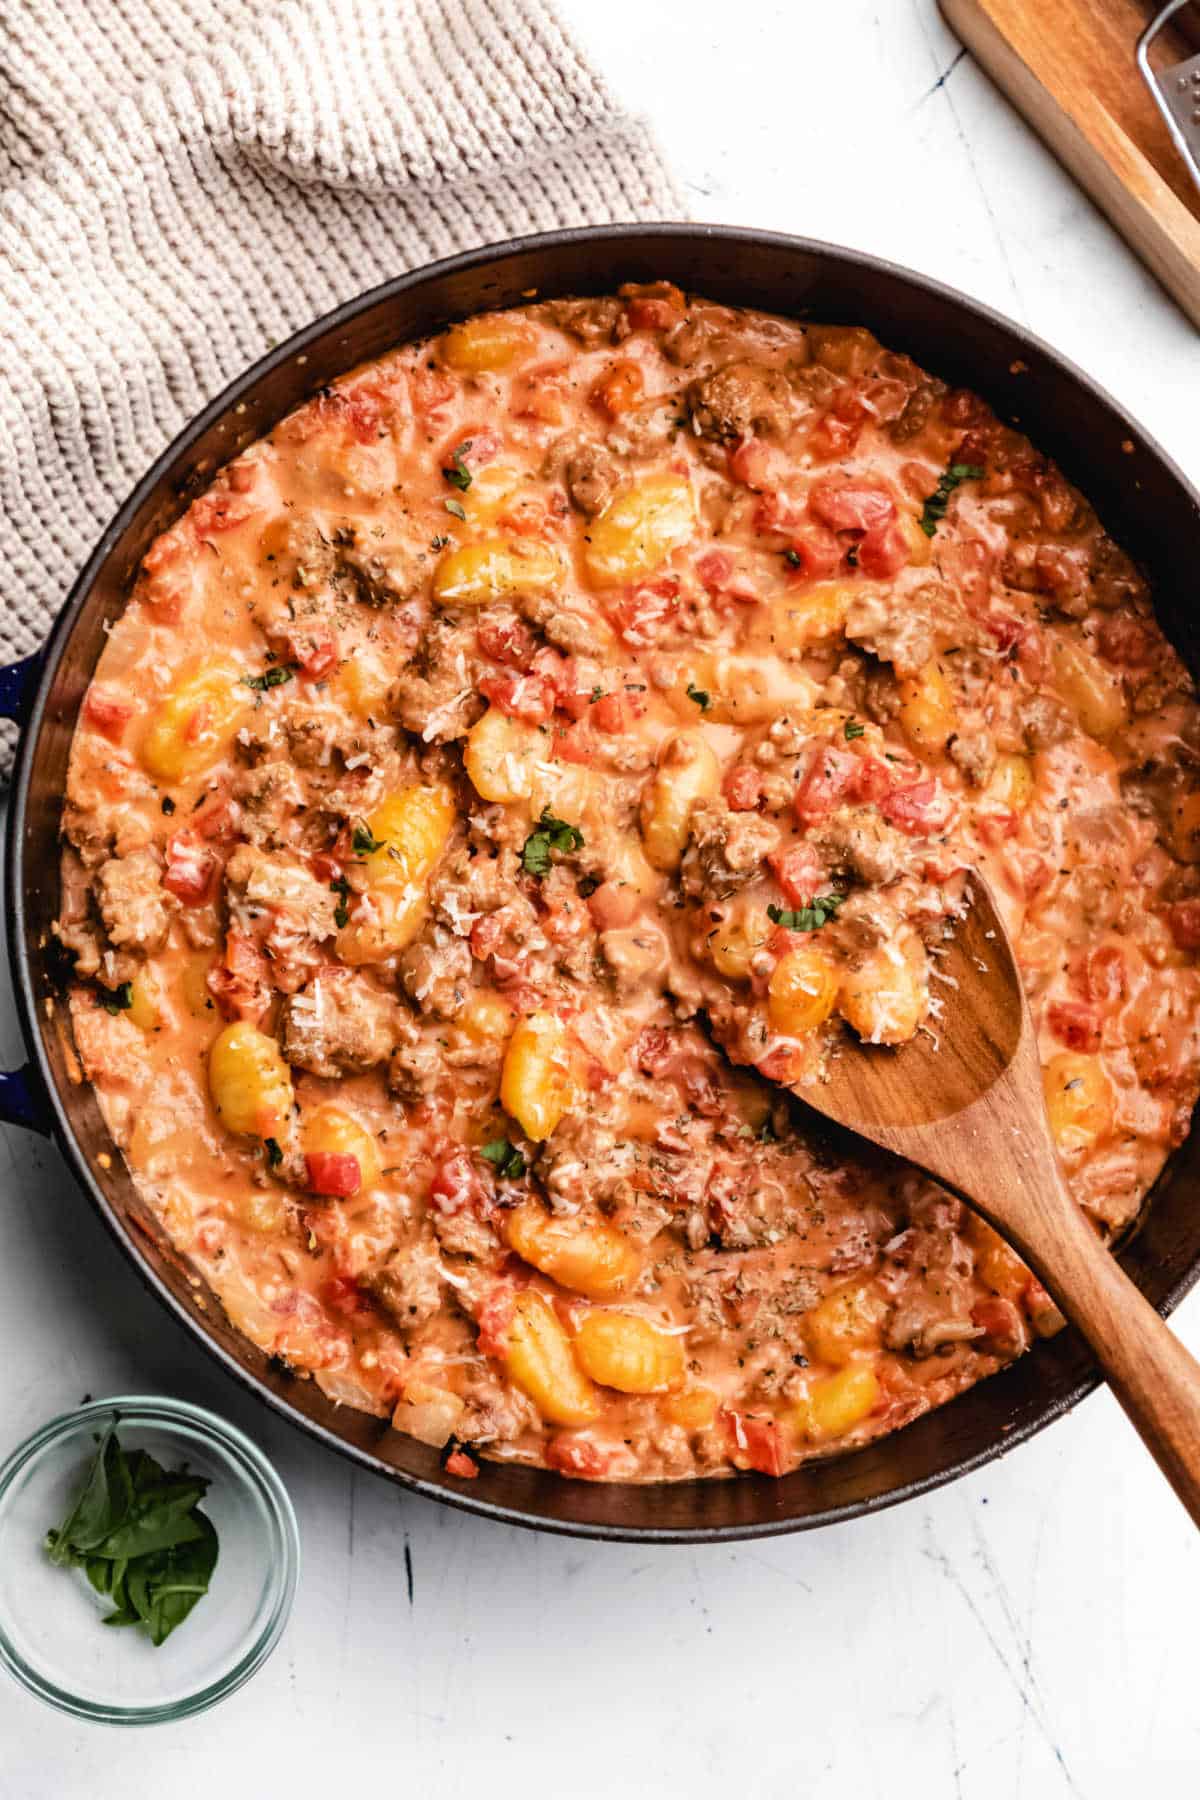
[5,224,1200,1540]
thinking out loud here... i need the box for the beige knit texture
[0,0,680,759]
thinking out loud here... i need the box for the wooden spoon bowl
[790,872,1200,1526]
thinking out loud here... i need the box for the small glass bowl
[0,1396,299,1724]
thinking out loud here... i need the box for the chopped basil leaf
[44,1421,218,1648]
[783,548,802,568]
[351,823,384,856]
[521,807,584,878]
[264,1137,284,1168]
[686,682,710,711]
[481,1137,525,1180]
[242,664,295,691]
[430,534,449,550]
[331,876,351,929]
[767,893,846,932]
[442,443,474,491]
[844,718,865,741]
[920,461,985,537]
[445,498,467,521]
[101,982,134,1014]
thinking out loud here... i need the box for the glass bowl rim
[0,1393,300,1725]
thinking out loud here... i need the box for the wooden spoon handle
[1015,1191,1200,1527]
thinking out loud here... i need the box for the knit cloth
[0,0,681,768]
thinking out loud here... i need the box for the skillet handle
[0,649,45,730]
[0,647,52,1135]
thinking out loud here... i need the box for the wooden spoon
[788,870,1200,1525]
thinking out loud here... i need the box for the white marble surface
[4,1,1200,1793]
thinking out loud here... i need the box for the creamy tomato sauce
[58,285,1200,1483]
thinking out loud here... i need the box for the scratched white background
[3,2,1200,1794]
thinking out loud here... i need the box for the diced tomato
[191,793,237,843]
[608,576,679,647]
[429,1146,494,1218]
[724,764,765,812]
[512,363,568,425]
[634,1025,677,1077]
[314,384,389,444]
[475,1286,515,1359]
[694,547,759,604]
[500,492,561,538]
[142,530,184,578]
[846,755,896,805]
[322,1274,372,1317]
[623,282,685,331]
[298,637,337,681]
[696,548,734,589]
[456,428,503,468]
[971,1297,1027,1358]
[1046,998,1102,1054]
[591,359,644,418]
[305,1152,362,1198]
[784,525,843,580]
[721,1409,787,1478]
[808,408,864,462]
[478,671,556,725]
[207,931,272,1023]
[976,809,1019,848]
[163,831,218,904]
[443,1445,480,1479]
[547,657,595,721]
[1082,943,1128,1004]
[857,519,909,579]
[766,924,809,960]
[768,841,826,906]
[808,476,895,536]
[880,780,954,836]
[754,486,806,538]
[411,364,455,420]
[938,539,992,616]
[591,693,627,733]
[190,488,256,540]
[856,375,911,423]
[756,1043,805,1084]
[311,851,344,885]
[1167,900,1200,950]
[82,685,133,745]
[552,722,597,766]
[477,613,536,667]
[545,1435,611,1478]
[728,437,788,492]
[588,880,640,932]
[793,746,859,824]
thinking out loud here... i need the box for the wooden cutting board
[938,0,1200,328]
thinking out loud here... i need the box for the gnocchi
[502,1291,599,1425]
[500,1012,577,1143]
[504,1200,639,1299]
[208,1022,294,1140]
[583,473,695,586]
[140,663,250,784]
[639,729,720,872]
[573,1311,684,1393]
